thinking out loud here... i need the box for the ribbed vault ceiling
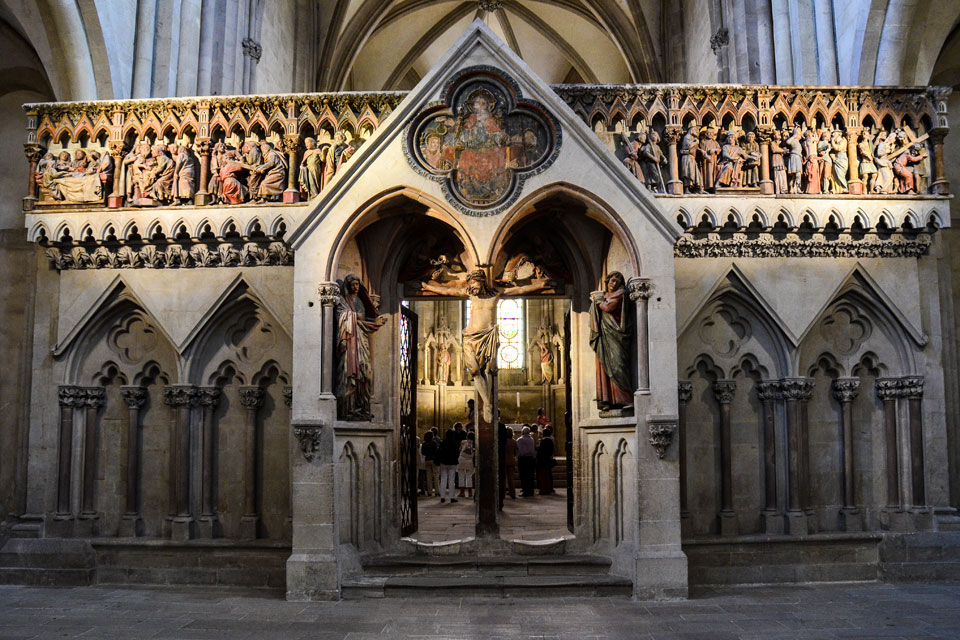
[317,0,661,91]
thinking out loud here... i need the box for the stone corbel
[293,425,323,462]
[647,416,677,459]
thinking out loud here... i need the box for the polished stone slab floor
[413,488,569,542]
[0,582,958,639]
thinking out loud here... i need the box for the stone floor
[0,582,958,639]
[413,488,569,542]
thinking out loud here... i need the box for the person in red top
[536,407,550,428]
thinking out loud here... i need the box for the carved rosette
[755,380,781,402]
[293,425,322,462]
[781,377,815,401]
[678,381,693,404]
[831,378,861,404]
[163,385,198,407]
[283,386,293,409]
[120,386,148,409]
[627,278,653,302]
[712,380,736,404]
[238,387,264,410]
[647,419,677,459]
[318,282,341,307]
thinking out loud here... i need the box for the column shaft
[81,388,105,516]
[56,387,77,515]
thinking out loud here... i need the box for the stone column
[797,380,815,524]
[56,386,81,517]
[781,378,812,535]
[756,380,782,533]
[239,386,264,539]
[876,378,901,511]
[678,382,692,536]
[757,128,774,195]
[628,278,652,393]
[712,380,737,536]
[318,283,341,396]
[284,386,293,526]
[846,127,863,195]
[929,130,950,195]
[107,141,126,208]
[901,376,926,509]
[195,140,212,205]
[163,385,197,540]
[119,386,147,537]
[832,378,862,531]
[664,127,682,194]
[23,142,41,210]
[79,387,106,531]
[283,135,301,203]
[476,376,500,539]
[196,387,221,537]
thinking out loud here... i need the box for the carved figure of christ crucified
[420,269,553,421]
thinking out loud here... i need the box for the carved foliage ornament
[405,66,561,216]
[647,419,676,459]
[293,425,322,462]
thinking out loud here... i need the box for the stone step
[341,573,632,599]
[361,554,611,576]
[936,515,960,532]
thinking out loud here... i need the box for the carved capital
[283,386,293,408]
[876,377,901,400]
[23,142,42,163]
[108,141,126,158]
[780,377,814,401]
[712,379,736,404]
[647,418,676,459]
[663,126,683,145]
[238,386,264,410]
[194,140,211,156]
[282,135,300,155]
[318,282,341,306]
[163,385,198,407]
[196,387,222,408]
[755,380,782,402]
[58,385,83,408]
[293,425,322,462]
[627,277,653,302]
[900,375,924,399]
[678,381,693,404]
[120,386,148,409]
[80,386,106,408]
[831,377,860,403]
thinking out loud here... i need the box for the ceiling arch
[318,0,660,91]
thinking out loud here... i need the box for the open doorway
[403,296,572,543]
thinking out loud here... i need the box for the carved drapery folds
[24,93,403,210]
[555,84,950,197]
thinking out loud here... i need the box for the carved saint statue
[436,347,451,385]
[420,269,553,422]
[589,271,633,412]
[335,274,387,421]
[530,327,556,384]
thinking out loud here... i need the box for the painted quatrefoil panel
[406,66,561,216]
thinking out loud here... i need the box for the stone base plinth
[286,553,340,601]
[785,510,808,536]
[117,515,143,538]
[762,510,784,534]
[196,516,219,539]
[0,538,96,586]
[633,550,688,600]
[240,516,259,540]
[283,189,300,204]
[840,507,863,532]
[194,192,213,206]
[718,510,738,536]
[884,508,935,532]
[107,195,124,208]
[166,517,196,541]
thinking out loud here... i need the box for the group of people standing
[417,404,557,504]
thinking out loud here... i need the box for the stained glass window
[464,299,525,369]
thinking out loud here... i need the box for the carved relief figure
[640,130,667,192]
[857,130,878,193]
[251,141,288,202]
[621,129,646,183]
[170,144,198,204]
[589,271,633,413]
[37,149,106,203]
[324,132,346,189]
[784,126,804,193]
[830,130,849,193]
[873,130,895,193]
[679,125,702,192]
[299,137,324,199]
[715,131,746,189]
[770,130,788,194]
[138,145,175,204]
[420,269,553,422]
[818,130,834,194]
[699,126,721,192]
[242,141,263,196]
[218,150,249,204]
[335,274,387,420]
[741,131,761,188]
[802,129,821,194]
